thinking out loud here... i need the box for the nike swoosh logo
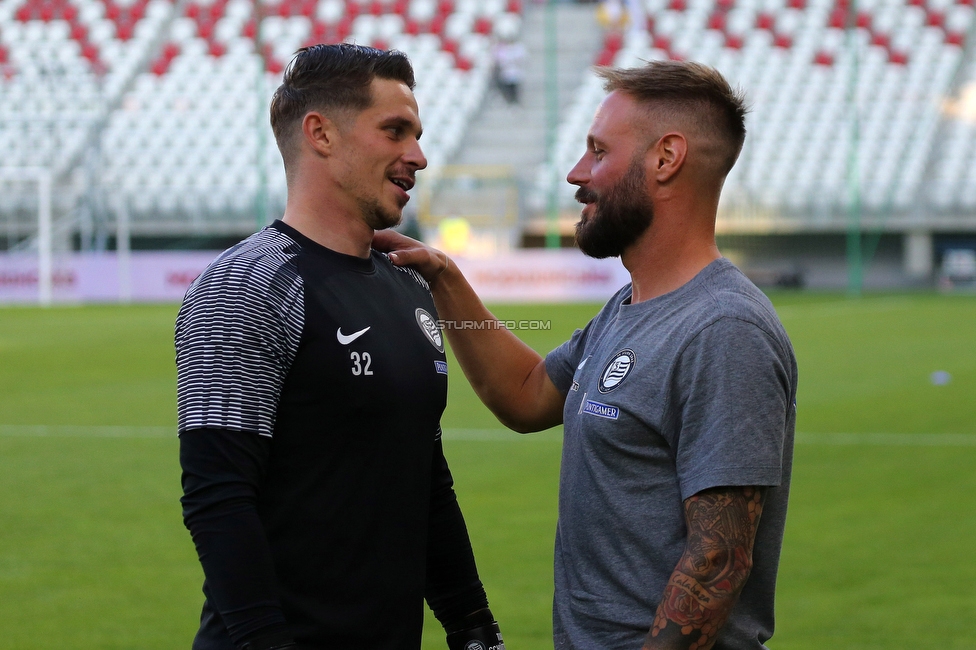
[336,326,370,345]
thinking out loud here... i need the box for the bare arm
[644,486,765,650]
[373,230,564,432]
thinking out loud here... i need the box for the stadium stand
[0,0,521,227]
[3,0,976,244]
[930,49,976,210]
[535,0,976,220]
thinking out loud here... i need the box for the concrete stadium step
[453,3,604,179]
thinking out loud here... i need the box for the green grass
[1,294,975,649]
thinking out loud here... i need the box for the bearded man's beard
[574,156,654,259]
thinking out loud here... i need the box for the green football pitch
[1,293,975,649]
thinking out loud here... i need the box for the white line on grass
[796,432,976,446]
[2,426,975,446]
[0,425,172,437]
[0,426,548,441]
[442,428,560,441]
[446,431,976,446]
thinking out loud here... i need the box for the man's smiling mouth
[389,177,413,191]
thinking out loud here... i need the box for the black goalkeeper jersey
[176,220,485,650]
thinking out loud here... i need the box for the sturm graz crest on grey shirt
[597,349,636,393]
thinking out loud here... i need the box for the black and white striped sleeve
[175,231,304,438]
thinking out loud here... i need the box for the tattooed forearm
[643,486,765,650]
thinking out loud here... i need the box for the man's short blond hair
[596,60,748,176]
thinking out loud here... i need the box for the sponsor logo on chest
[581,399,619,420]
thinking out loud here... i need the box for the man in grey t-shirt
[545,262,795,650]
[375,60,797,650]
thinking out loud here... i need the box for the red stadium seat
[266,57,284,74]
[116,19,134,40]
[813,51,834,66]
[708,11,726,31]
[594,47,613,66]
[828,8,846,29]
[428,13,445,34]
[337,15,353,38]
[473,16,492,34]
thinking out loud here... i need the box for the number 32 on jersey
[350,351,373,376]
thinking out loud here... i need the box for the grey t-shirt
[545,258,797,650]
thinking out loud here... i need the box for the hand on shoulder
[372,230,451,285]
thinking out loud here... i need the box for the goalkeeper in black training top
[175,43,504,650]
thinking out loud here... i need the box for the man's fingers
[387,249,422,267]
[372,230,423,265]
[372,228,449,281]
[372,229,415,252]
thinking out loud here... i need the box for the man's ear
[302,111,339,158]
[651,132,687,183]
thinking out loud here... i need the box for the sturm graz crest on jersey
[598,349,636,393]
[415,308,444,352]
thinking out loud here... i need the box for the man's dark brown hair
[270,43,416,166]
[596,60,748,177]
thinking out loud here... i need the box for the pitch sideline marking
[794,432,976,446]
[2,426,976,446]
[0,425,172,437]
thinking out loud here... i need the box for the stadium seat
[1,0,512,221]
[534,0,976,217]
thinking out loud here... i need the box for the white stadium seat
[533,0,976,217]
[1,0,503,219]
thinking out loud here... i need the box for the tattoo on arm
[644,486,765,650]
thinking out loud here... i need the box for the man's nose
[566,154,589,186]
[404,139,427,170]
